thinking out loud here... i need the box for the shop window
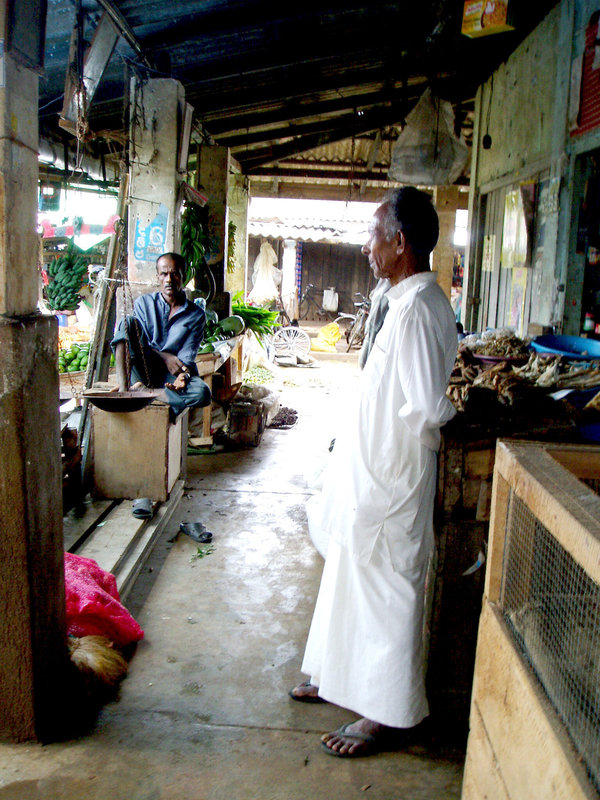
[576,153,600,336]
[39,182,60,212]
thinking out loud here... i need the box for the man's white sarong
[301,536,430,728]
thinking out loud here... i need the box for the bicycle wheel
[346,311,367,352]
[272,326,312,358]
[298,295,315,320]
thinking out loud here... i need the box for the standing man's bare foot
[288,679,326,704]
[321,718,393,757]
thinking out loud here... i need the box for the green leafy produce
[227,221,237,274]
[198,310,245,355]
[45,241,88,311]
[180,203,211,286]
[231,292,280,339]
[190,545,215,562]
[243,366,275,385]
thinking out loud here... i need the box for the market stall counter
[426,330,600,747]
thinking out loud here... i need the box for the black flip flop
[180,522,213,543]
[132,498,153,519]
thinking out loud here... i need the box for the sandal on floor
[180,522,213,543]
[132,498,153,519]
[320,723,380,758]
[288,679,326,704]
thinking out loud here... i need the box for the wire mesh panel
[500,492,600,792]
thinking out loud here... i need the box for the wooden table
[193,334,243,446]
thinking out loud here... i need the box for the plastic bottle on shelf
[583,312,595,333]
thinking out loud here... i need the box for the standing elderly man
[290,187,458,757]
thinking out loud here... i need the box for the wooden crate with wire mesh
[462,440,600,800]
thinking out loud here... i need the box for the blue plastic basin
[530,335,600,359]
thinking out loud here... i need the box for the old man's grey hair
[380,187,439,258]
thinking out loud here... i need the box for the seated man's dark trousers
[114,315,211,418]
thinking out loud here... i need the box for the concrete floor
[0,357,464,800]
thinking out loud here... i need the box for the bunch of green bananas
[46,245,88,311]
[181,203,210,286]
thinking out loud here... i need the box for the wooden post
[433,186,464,300]
[0,3,68,739]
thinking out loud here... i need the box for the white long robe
[302,271,457,727]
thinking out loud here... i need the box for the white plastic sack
[242,329,272,371]
[322,288,338,312]
[388,88,469,186]
[238,383,280,424]
[248,240,281,306]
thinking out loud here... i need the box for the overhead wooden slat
[237,104,420,171]
[216,104,406,149]
[202,86,407,134]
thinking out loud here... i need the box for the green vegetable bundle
[231,294,279,338]
[198,313,245,354]
[181,203,210,286]
[46,244,88,311]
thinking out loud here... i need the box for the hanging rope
[112,218,152,389]
[347,134,356,204]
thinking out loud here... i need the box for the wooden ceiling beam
[141,1,428,54]
[204,87,407,135]
[189,64,430,119]
[247,166,390,181]
[216,105,404,149]
[238,105,413,171]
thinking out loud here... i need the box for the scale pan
[83,390,157,412]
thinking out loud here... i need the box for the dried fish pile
[465,329,530,359]
[448,335,600,413]
[448,351,527,411]
[514,354,600,390]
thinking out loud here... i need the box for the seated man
[111,252,211,516]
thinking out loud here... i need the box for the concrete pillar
[0,7,67,741]
[225,172,248,298]
[197,145,229,300]
[281,239,299,319]
[128,78,185,290]
[432,186,461,300]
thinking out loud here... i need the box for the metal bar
[94,0,154,69]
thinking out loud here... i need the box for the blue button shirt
[133,291,205,375]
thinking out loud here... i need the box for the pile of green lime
[59,342,90,373]
[58,342,117,373]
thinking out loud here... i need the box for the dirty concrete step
[67,480,184,599]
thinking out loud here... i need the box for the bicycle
[298,284,338,321]
[270,292,312,360]
[344,293,370,352]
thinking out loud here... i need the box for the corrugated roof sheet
[248,215,369,245]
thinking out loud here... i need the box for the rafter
[216,104,404,150]
[237,105,413,171]
[202,86,406,134]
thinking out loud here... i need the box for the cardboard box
[462,1,514,38]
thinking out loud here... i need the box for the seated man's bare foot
[321,718,391,757]
[130,381,146,391]
[289,679,325,704]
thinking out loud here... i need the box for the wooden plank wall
[247,237,371,316]
[300,241,372,315]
